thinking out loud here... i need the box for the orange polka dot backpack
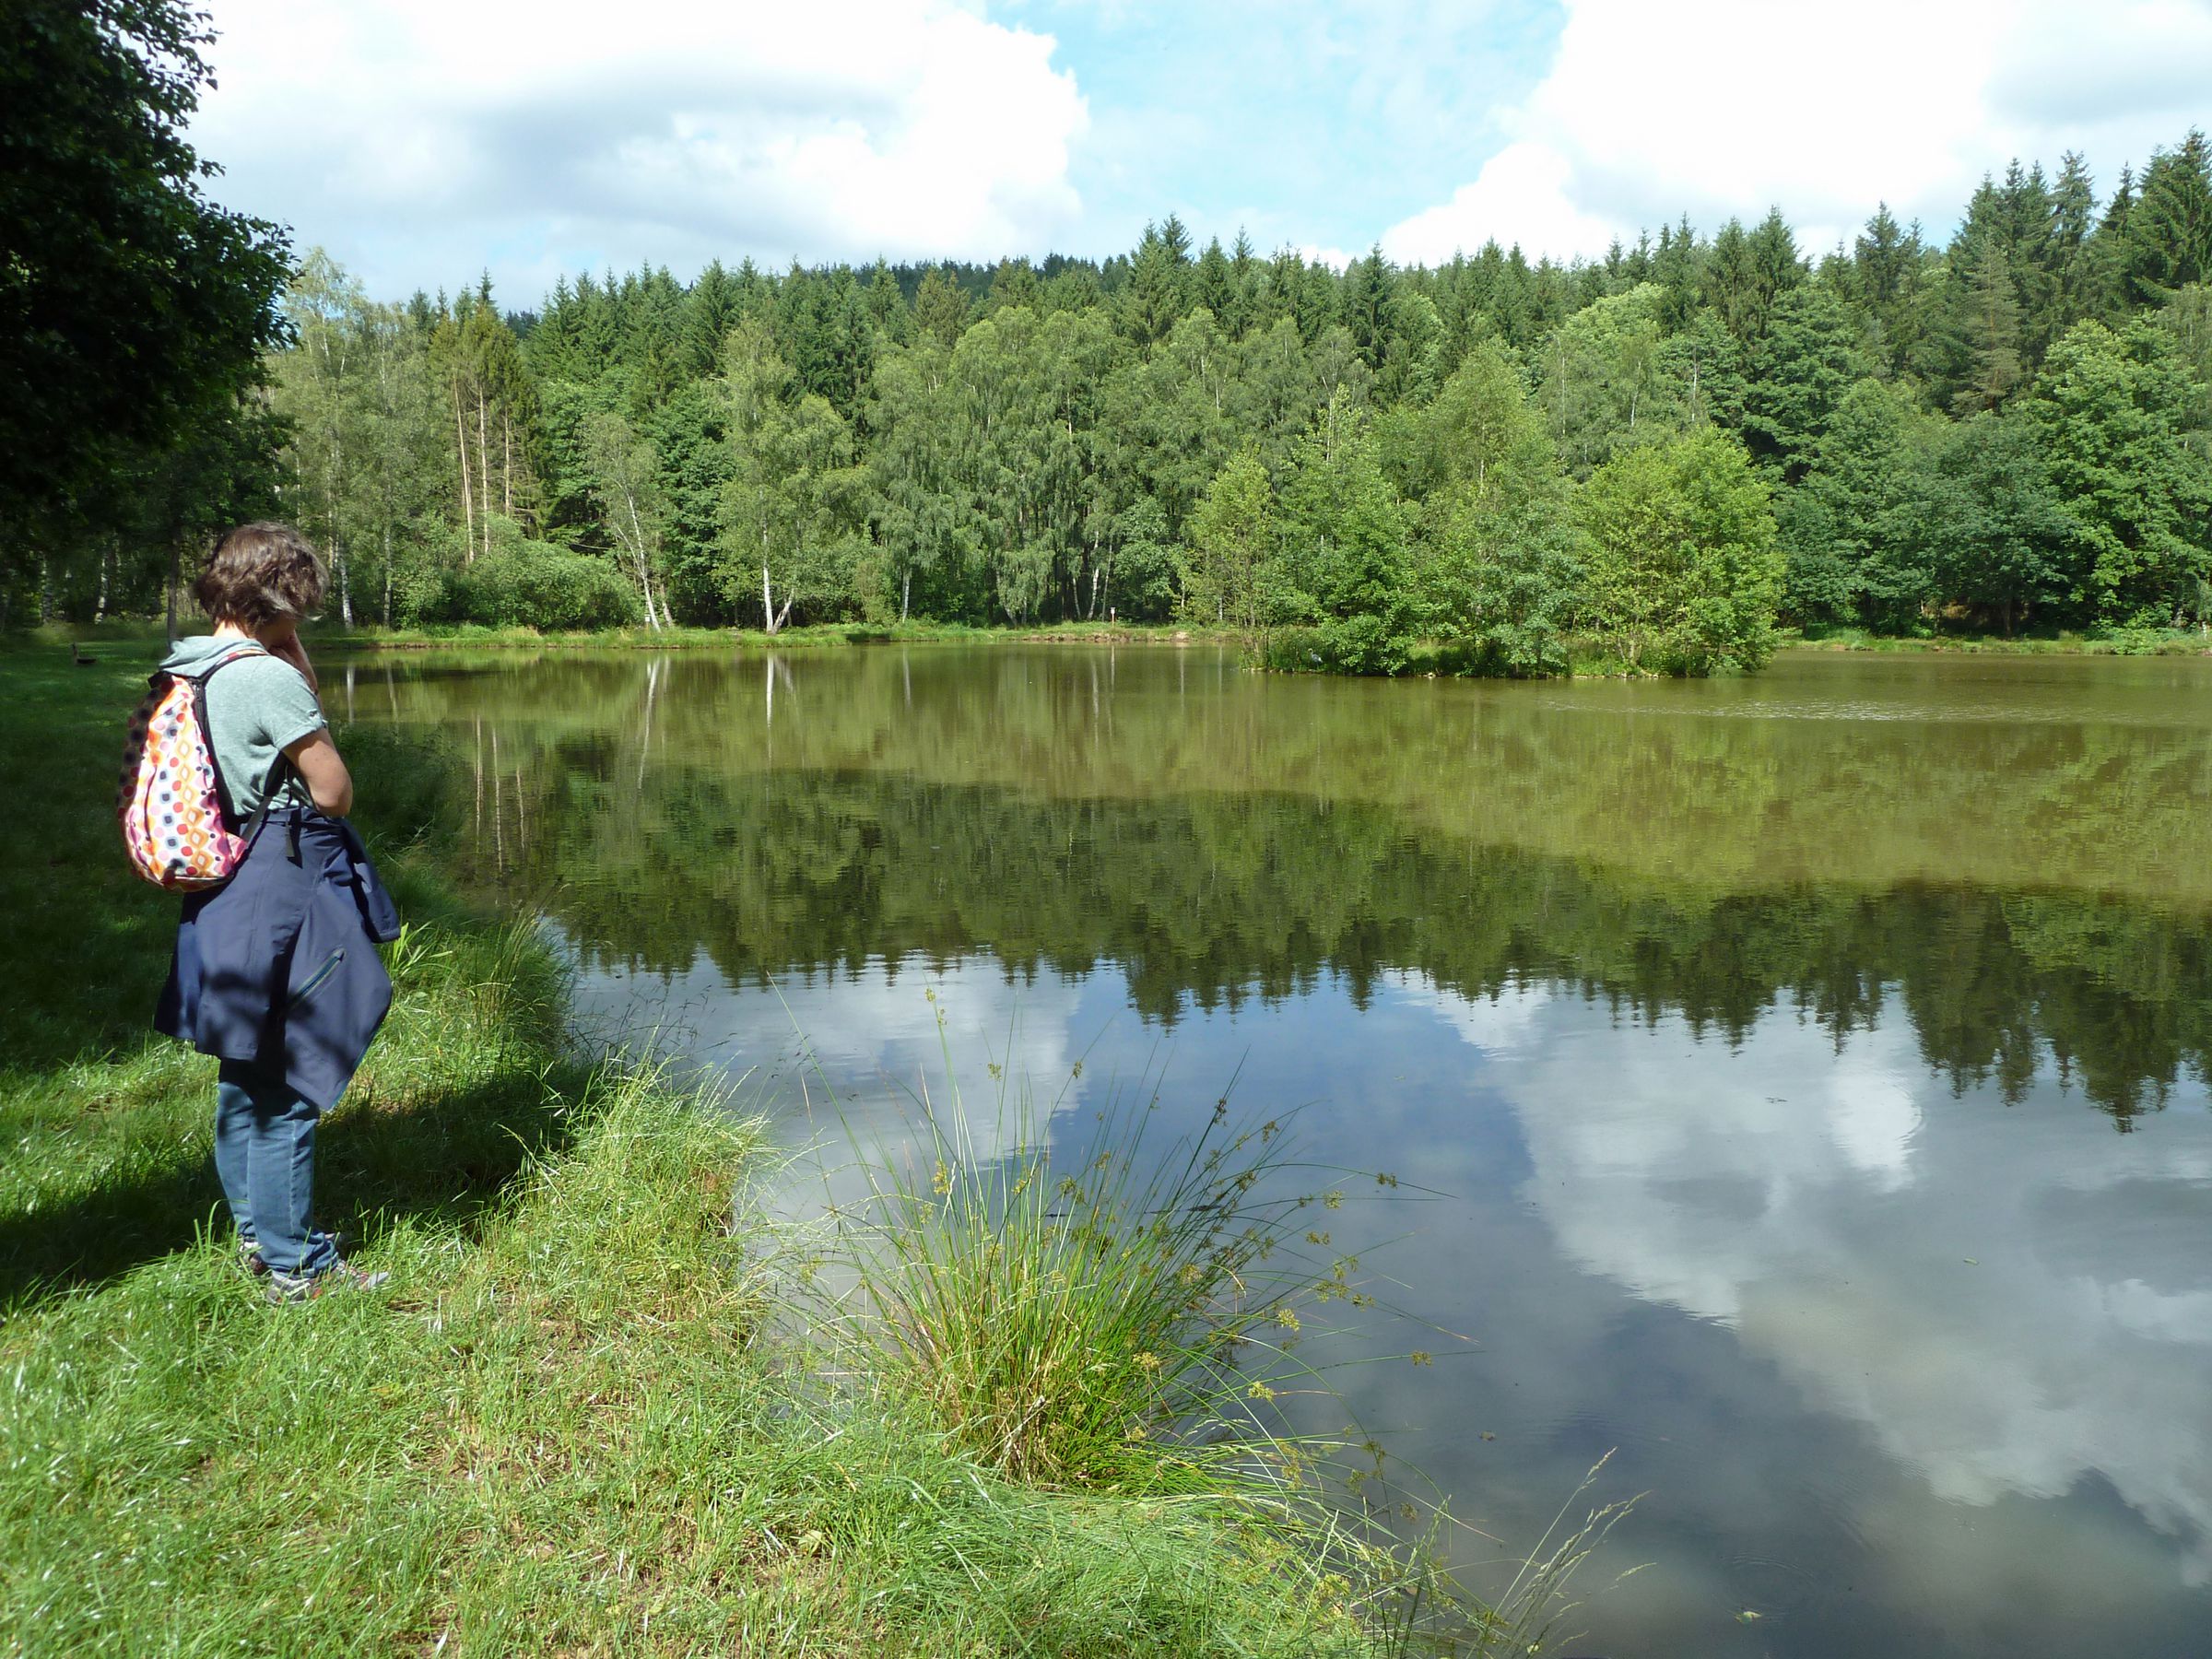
[118,643,273,890]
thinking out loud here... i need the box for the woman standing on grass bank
[152,523,399,1302]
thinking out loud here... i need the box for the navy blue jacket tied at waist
[157,809,401,1112]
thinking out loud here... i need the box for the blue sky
[188,0,2212,307]
[1011,0,1564,260]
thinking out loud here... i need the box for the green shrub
[1316,612,1410,676]
[1261,626,1325,672]
[430,544,641,631]
[1577,429,1784,675]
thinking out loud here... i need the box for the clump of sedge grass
[823,1004,1371,1500]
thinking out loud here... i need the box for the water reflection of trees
[350,651,2212,1127]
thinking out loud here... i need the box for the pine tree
[1852,205,1928,373]
[2046,152,2099,347]
[1736,209,1806,339]
[776,265,838,403]
[1745,285,1869,479]
[1159,213,1194,266]
[1121,222,1189,350]
[1779,376,1922,625]
[2084,166,2139,320]
[1947,230,2026,416]
[1194,238,1235,325]
[988,256,1040,312]
[732,257,772,325]
[571,272,617,374]
[912,264,969,349]
[1265,245,1309,335]
[1652,217,1705,335]
[863,257,909,343]
[1705,219,1761,341]
[528,276,583,382]
[2128,129,2212,301]
[624,265,686,412]
[683,260,742,378]
[825,270,877,429]
[1228,230,1258,338]
[1344,245,1393,371]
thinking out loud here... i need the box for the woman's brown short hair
[194,522,325,629]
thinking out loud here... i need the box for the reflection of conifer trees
[366,651,2212,1130]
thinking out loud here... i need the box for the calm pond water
[334,643,2212,1658]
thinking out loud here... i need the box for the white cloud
[566,944,1089,1170]
[1450,988,2212,1582]
[1385,139,1623,270]
[193,0,1088,300]
[1382,0,2212,265]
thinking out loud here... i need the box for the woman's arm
[265,626,347,813]
[284,729,354,818]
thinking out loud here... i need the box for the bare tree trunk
[166,539,182,643]
[454,384,476,565]
[94,544,110,622]
[328,384,351,622]
[476,393,491,559]
[900,569,911,622]
[637,658,659,791]
[490,725,504,871]
[502,414,514,520]
[623,493,662,630]
[382,524,394,627]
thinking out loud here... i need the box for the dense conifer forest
[7,5,2210,671]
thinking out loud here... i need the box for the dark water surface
[335,644,2212,1657]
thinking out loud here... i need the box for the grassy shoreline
[21,616,2212,673]
[0,644,1428,1655]
[1788,623,2212,657]
[15,618,1239,655]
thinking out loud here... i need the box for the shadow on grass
[0,1065,584,1312]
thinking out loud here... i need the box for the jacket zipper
[288,947,347,1010]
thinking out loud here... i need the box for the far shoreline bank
[14,618,2212,668]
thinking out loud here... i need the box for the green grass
[0,638,1514,1655]
[1791,622,2212,656]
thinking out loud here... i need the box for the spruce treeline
[22,131,2212,671]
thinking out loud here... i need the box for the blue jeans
[213,1060,335,1276]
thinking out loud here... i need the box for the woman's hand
[270,629,319,697]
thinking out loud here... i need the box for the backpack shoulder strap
[189,642,278,834]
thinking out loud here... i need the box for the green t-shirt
[158,637,325,819]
